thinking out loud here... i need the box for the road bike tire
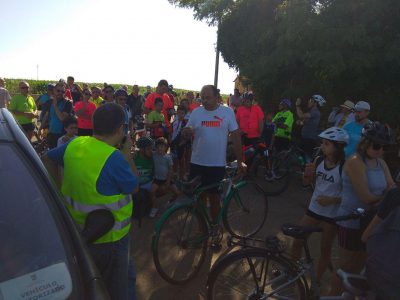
[152,205,208,285]
[223,179,268,238]
[253,152,291,196]
[206,247,307,300]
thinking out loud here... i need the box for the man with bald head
[182,85,245,250]
[0,78,11,109]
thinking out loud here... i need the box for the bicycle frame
[153,178,248,236]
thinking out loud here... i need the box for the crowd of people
[2,75,399,299]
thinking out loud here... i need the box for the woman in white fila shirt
[291,127,349,285]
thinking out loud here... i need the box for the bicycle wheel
[251,154,291,196]
[152,205,209,285]
[223,180,268,238]
[207,248,307,300]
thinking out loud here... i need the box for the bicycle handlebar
[333,208,366,222]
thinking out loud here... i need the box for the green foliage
[216,0,400,124]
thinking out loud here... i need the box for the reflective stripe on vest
[62,136,133,244]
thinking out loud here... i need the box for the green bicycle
[151,166,269,285]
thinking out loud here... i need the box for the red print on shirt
[201,116,224,127]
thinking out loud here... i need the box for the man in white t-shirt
[182,85,245,249]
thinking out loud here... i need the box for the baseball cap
[340,100,355,110]
[355,101,370,111]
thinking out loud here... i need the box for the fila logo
[316,171,335,183]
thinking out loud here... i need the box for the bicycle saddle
[337,269,370,296]
[281,224,322,239]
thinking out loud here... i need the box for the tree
[217,0,400,124]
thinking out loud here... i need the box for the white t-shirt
[308,159,343,219]
[187,105,238,167]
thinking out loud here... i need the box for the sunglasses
[55,89,64,93]
[20,86,29,89]
[84,93,91,96]
[105,90,114,93]
[372,143,384,150]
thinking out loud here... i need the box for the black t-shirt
[377,187,400,219]
[127,94,144,117]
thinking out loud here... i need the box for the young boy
[151,137,180,217]
[146,98,167,140]
[171,105,190,180]
[57,115,78,147]
[134,136,156,218]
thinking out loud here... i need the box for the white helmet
[311,94,326,107]
[318,127,349,145]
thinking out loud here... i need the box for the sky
[0,0,238,94]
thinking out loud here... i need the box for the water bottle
[297,155,305,166]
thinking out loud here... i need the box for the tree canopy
[216,0,400,123]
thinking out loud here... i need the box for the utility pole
[213,19,220,88]
[36,64,39,80]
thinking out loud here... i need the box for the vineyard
[4,78,192,97]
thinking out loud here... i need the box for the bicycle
[151,164,269,285]
[206,208,368,299]
[244,141,292,196]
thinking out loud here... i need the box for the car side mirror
[81,209,115,244]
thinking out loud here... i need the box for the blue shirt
[37,93,51,105]
[49,99,72,134]
[343,121,364,158]
[47,142,138,196]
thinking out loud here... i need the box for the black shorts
[306,209,336,225]
[21,123,35,132]
[189,163,225,194]
[153,179,167,185]
[337,225,366,251]
[300,138,317,160]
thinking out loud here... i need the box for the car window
[0,144,75,299]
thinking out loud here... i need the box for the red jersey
[236,105,264,138]
[74,101,96,129]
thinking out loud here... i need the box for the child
[151,137,180,217]
[134,136,156,218]
[291,127,348,285]
[171,105,190,180]
[179,99,191,122]
[146,98,167,140]
[57,116,78,147]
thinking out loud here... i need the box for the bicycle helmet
[114,89,128,98]
[311,95,326,107]
[136,136,154,148]
[318,127,349,145]
[362,121,396,145]
[280,98,292,108]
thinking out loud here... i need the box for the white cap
[355,101,370,111]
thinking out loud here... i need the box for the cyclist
[182,85,245,250]
[327,100,355,128]
[9,81,38,141]
[134,136,156,219]
[292,127,348,285]
[343,101,371,158]
[329,121,395,295]
[236,92,264,146]
[272,98,294,152]
[295,94,325,162]
[74,88,96,136]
